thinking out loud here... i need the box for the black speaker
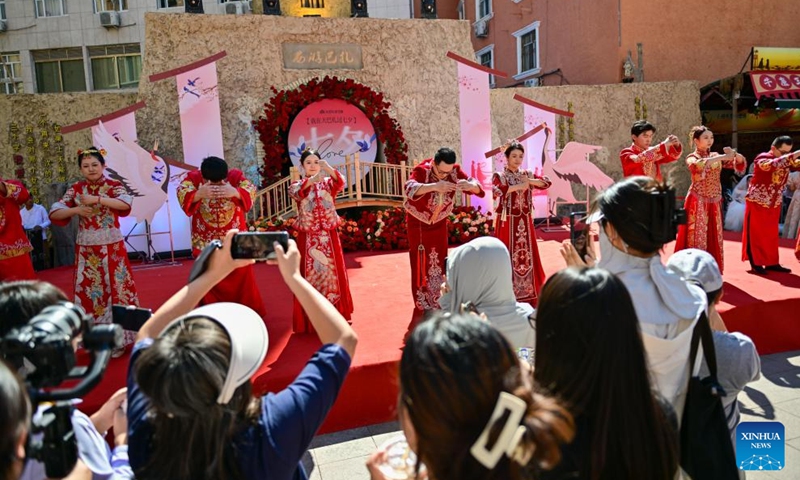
[263,0,281,15]
[421,0,435,18]
[185,0,204,13]
[351,0,368,17]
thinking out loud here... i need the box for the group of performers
[2,125,800,342]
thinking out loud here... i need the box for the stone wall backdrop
[133,13,475,184]
[490,81,701,202]
[0,92,139,200]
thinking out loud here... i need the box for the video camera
[1,301,122,478]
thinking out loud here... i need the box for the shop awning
[749,47,800,102]
[749,71,800,100]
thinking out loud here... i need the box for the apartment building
[459,0,799,88]
[0,0,410,95]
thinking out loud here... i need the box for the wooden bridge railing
[248,154,472,222]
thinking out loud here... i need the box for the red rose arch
[254,76,409,186]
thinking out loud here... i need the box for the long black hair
[595,176,680,254]
[534,267,678,480]
[400,313,574,480]
[133,318,260,480]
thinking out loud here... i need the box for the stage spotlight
[421,0,436,18]
[185,0,204,13]
[263,0,281,15]
[351,0,368,17]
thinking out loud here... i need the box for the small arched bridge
[248,154,471,222]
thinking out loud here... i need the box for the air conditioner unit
[524,78,539,87]
[99,11,120,28]
[225,1,249,14]
[474,20,488,37]
[0,20,8,33]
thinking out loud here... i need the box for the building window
[476,45,494,87]
[94,0,127,12]
[32,48,86,93]
[513,21,540,79]
[1,0,7,21]
[300,0,324,7]
[476,0,490,19]
[34,0,67,17]
[157,0,183,8]
[1,53,24,94]
[89,44,142,90]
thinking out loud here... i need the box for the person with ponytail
[367,312,574,480]
[560,176,707,417]
[492,141,551,305]
[49,147,140,352]
[674,126,746,272]
[127,230,357,480]
[534,267,679,480]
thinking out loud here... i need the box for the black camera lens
[28,303,85,339]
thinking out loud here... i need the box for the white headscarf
[438,237,535,349]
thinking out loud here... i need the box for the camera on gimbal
[1,301,122,478]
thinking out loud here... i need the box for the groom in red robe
[177,156,266,316]
[620,120,682,182]
[742,136,800,274]
[404,147,484,312]
[0,178,36,281]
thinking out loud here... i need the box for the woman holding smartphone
[492,141,551,306]
[288,149,353,333]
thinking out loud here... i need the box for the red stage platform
[38,229,800,433]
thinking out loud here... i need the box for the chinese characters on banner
[749,71,800,99]
[283,44,363,70]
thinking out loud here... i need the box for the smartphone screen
[112,305,153,332]
[231,232,290,260]
[569,212,590,261]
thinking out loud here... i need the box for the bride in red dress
[492,141,551,305]
[288,149,353,333]
[674,126,745,272]
[49,147,139,348]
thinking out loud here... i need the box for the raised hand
[214,182,239,199]
[438,181,458,193]
[272,239,301,282]
[206,229,255,278]
[196,183,214,200]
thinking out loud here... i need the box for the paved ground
[303,349,800,479]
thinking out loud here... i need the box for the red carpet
[36,229,800,433]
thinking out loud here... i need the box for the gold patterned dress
[289,170,353,332]
[50,178,139,346]
[177,169,266,317]
[492,168,551,305]
[674,150,745,272]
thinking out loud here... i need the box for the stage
[39,229,800,433]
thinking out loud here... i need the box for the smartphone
[231,231,290,260]
[112,305,153,332]
[569,212,590,261]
